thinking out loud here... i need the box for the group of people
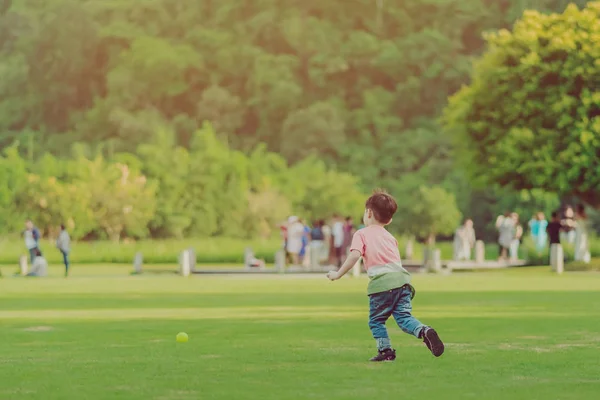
[281,214,363,268]
[523,204,590,262]
[19,219,71,277]
[453,204,592,263]
[544,204,591,262]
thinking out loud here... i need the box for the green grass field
[1,266,600,400]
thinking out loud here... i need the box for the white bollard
[133,252,143,274]
[475,240,485,264]
[426,249,442,273]
[302,246,311,269]
[556,246,564,274]
[551,244,564,274]
[19,255,28,276]
[309,243,320,271]
[188,248,196,272]
[275,250,286,274]
[179,250,191,277]
[405,240,414,260]
[244,247,254,269]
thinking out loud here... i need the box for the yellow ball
[176,332,188,343]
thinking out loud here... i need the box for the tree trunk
[427,233,436,247]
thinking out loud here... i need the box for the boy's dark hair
[345,216,352,221]
[60,224,65,230]
[365,189,397,224]
[551,211,558,219]
[35,249,42,257]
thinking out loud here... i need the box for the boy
[327,190,444,361]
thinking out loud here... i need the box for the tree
[283,156,365,222]
[0,146,28,233]
[14,174,94,239]
[74,156,157,241]
[401,186,462,245]
[195,85,245,145]
[137,129,193,238]
[444,2,600,206]
[280,102,346,163]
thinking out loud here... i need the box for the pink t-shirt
[350,225,401,270]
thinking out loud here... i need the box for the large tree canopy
[444,2,600,206]
[1,0,596,240]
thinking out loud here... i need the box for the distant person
[453,219,476,261]
[342,216,355,262]
[321,219,332,264]
[23,219,41,263]
[528,212,548,253]
[309,220,325,268]
[331,214,345,268]
[56,224,71,277]
[497,212,514,261]
[546,211,563,265]
[286,216,304,266]
[509,213,523,261]
[326,190,444,361]
[26,249,48,277]
[574,204,591,263]
[279,221,289,263]
[495,211,510,258]
[546,212,562,244]
[561,205,576,244]
[299,218,311,266]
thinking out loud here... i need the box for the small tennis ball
[176,332,188,343]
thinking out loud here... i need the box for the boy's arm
[327,250,361,281]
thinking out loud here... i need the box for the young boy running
[327,190,444,361]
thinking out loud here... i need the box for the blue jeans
[369,285,425,346]
[61,250,70,275]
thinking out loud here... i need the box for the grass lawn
[1,266,599,399]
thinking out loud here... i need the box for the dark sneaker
[369,348,396,362]
[421,327,444,357]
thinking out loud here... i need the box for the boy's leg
[391,287,425,338]
[392,286,445,357]
[368,291,395,353]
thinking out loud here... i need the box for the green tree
[0,146,28,233]
[73,156,157,241]
[400,186,462,245]
[284,156,365,222]
[280,102,346,163]
[444,3,600,206]
[14,174,94,239]
[136,129,193,238]
[195,85,245,146]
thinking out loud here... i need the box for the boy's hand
[326,271,339,281]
